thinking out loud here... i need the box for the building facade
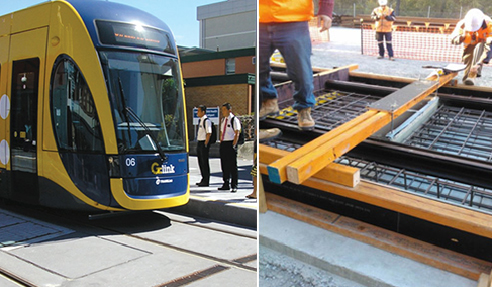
[180,48,255,140]
[197,0,256,51]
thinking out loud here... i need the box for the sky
[0,0,221,47]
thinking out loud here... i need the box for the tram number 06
[126,158,136,167]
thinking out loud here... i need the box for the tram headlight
[108,155,121,178]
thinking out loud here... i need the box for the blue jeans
[259,21,315,111]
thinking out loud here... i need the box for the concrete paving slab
[9,236,150,279]
[260,211,476,287]
[0,209,74,249]
[0,250,67,286]
[116,220,257,262]
[61,251,235,287]
[187,267,257,287]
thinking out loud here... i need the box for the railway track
[259,67,492,276]
[0,203,257,286]
[0,269,35,287]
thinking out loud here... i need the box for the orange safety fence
[309,18,330,43]
[361,23,463,63]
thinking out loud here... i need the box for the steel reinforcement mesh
[265,137,492,213]
[272,90,380,131]
[361,23,462,62]
[337,156,492,213]
[404,105,492,162]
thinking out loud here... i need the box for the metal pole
[460,6,463,19]
[353,3,356,18]
[427,6,430,18]
[360,19,364,55]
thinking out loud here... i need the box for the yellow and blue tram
[0,0,189,211]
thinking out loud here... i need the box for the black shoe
[231,187,237,193]
[218,185,230,191]
[197,182,209,187]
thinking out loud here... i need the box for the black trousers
[197,141,210,184]
[219,141,238,188]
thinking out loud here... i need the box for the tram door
[9,28,46,203]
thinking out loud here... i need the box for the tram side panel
[0,34,10,199]
[38,2,119,210]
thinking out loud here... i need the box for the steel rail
[0,267,37,287]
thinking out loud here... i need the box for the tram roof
[66,0,175,47]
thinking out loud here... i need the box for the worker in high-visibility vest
[371,0,396,61]
[259,0,334,131]
[451,8,492,85]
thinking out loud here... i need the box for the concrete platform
[170,155,257,228]
[260,211,477,287]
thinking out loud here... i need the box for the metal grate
[336,156,492,212]
[265,140,302,152]
[272,91,380,131]
[404,105,492,162]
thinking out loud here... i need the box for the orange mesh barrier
[309,18,330,43]
[361,23,462,62]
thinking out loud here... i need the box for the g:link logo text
[151,162,176,174]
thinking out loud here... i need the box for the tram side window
[51,56,104,152]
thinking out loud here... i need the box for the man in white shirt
[218,103,241,192]
[196,105,212,186]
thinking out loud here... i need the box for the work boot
[377,56,384,59]
[464,78,475,86]
[297,108,315,131]
[259,128,282,143]
[259,98,279,121]
[389,57,395,61]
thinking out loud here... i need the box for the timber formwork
[259,64,492,270]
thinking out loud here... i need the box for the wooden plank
[477,273,489,287]
[296,175,492,240]
[266,192,492,281]
[349,71,416,84]
[260,145,360,187]
[285,72,457,185]
[287,112,391,184]
[262,165,492,239]
[259,171,267,213]
[266,110,377,184]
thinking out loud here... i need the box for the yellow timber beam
[260,144,360,188]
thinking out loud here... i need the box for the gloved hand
[451,34,464,45]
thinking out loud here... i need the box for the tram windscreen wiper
[124,106,168,162]
[117,78,167,162]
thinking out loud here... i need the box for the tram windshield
[100,51,186,154]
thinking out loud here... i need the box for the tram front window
[100,51,186,154]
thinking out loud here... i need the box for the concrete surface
[0,207,257,287]
[260,211,476,287]
[260,246,367,287]
[313,27,492,86]
[170,153,257,229]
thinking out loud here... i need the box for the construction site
[259,19,492,287]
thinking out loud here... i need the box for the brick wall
[185,83,252,140]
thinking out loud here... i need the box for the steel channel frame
[261,79,492,211]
